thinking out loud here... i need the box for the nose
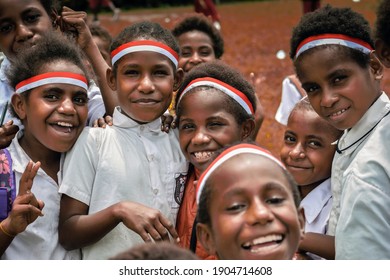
[289,144,305,160]
[246,198,274,226]
[15,24,34,42]
[191,128,211,146]
[320,88,338,108]
[189,52,202,65]
[57,98,76,115]
[137,74,155,94]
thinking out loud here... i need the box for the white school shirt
[59,107,188,260]
[328,92,390,259]
[0,57,105,127]
[275,76,303,125]
[300,178,332,234]
[1,131,81,260]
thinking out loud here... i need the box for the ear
[173,68,184,92]
[11,93,26,120]
[240,118,256,141]
[196,223,217,256]
[374,39,390,68]
[369,51,384,81]
[297,207,306,241]
[106,67,117,91]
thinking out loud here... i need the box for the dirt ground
[94,0,389,157]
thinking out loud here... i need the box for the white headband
[177,77,254,115]
[111,40,179,67]
[196,143,285,204]
[15,72,88,94]
[295,34,373,59]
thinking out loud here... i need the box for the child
[290,5,390,259]
[58,21,188,260]
[280,97,342,259]
[374,0,390,68]
[110,242,199,260]
[196,143,305,260]
[0,1,107,146]
[1,31,90,259]
[175,60,257,259]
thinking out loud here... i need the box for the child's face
[177,30,216,73]
[12,60,88,153]
[280,109,338,187]
[0,0,52,62]
[108,51,180,123]
[178,89,253,172]
[296,47,383,130]
[93,35,111,66]
[198,154,304,260]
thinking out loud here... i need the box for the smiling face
[108,50,179,123]
[280,108,340,188]
[178,88,253,172]
[177,30,216,73]
[0,0,52,62]
[198,154,304,260]
[12,60,88,153]
[295,47,383,130]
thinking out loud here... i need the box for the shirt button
[140,125,145,131]
[153,189,159,195]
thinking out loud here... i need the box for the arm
[298,232,335,260]
[60,6,119,116]
[58,195,179,250]
[0,161,43,256]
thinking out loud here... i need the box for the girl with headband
[290,5,390,259]
[1,32,89,259]
[58,21,188,260]
[196,143,305,260]
[174,60,257,259]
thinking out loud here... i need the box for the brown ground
[95,0,390,157]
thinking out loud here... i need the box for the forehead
[41,60,85,75]
[177,30,214,47]
[179,87,232,113]
[0,0,46,17]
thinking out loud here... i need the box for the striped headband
[111,40,179,68]
[295,34,373,59]
[177,77,254,115]
[196,143,285,204]
[15,72,88,94]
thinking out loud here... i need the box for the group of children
[0,0,389,260]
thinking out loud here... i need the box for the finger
[249,72,256,87]
[153,221,171,241]
[19,161,40,195]
[158,215,179,242]
[143,223,164,242]
[104,115,113,126]
[171,116,178,129]
[97,118,106,128]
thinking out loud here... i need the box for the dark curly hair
[172,15,224,59]
[375,0,390,47]
[197,142,301,226]
[110,21,179,72]
[6,32,89,117]
[290,5,374,68]
[175,60,256,126]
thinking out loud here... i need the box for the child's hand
[161,113,177,133]
[0,120,19,149]
[118,201,179,243]
[249,72,265,140]
[59,6,91,48]
[92,115,113,128]
[2,161,44,237]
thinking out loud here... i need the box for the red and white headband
[111,40,179,67]
[196,143,285,204]
[15,72,88,94]
[177,77,254,115]
[295,34,373,59]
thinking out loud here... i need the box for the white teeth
[57,122,73,128]
[331,108,347,117]
[194,151,213,160]
[242,234,283,248]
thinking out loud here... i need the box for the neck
[19,135,61,183]
[298,178,328,199]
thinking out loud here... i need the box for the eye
[208,121,223,128]
[307,140,322,148]
[284,134,296,144]
[332,75,347,85]
[73,94,89,105]
[25,13,41,24]
[266,197,285,204]
[44,93,59,101]
[181,50,192,57]
[124,69,138,76]
[226,203,246,212]
[200,49,212,57]
[0,23,13,34]
[154,69,169,76]
[179,122,195,131]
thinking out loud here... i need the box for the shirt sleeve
[275,77,303,125]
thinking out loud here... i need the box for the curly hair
[6,32,89,117]
[110,21,179,71]
[175,60,256,126]
[172,15,224,59]
[290,5,374,67]
[375,0,390,46]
